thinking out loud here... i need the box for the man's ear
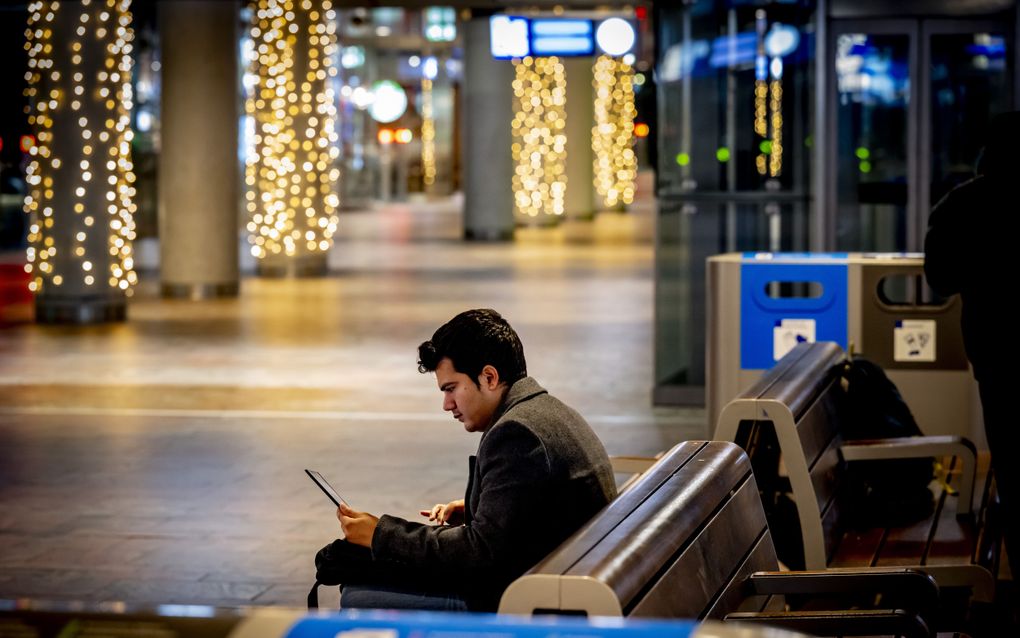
[479,364,501,390]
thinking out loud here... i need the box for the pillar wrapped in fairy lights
[591,55,637,208]
[245,0,339,277]
[754,9,783,178]
[421,76,436,189]
[23,0,137,324]
[511,56,567,222]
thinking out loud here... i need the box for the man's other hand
[338,503,379,547]
[418,498,465,526]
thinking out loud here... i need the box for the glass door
[826,18,1014,252]
[827,21,917,252]
[920,21,1013,236]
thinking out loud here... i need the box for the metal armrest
[747,568,939,616]
[840,435,977,515]
[725,609,931,638]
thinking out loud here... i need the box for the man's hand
[337,503,379,547]
[419,498,465,526]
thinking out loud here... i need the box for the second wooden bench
[714,341,998,612]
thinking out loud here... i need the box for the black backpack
[840,355,935,527]
[307,539,432,609]
[308,539,351,609]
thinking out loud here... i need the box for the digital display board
[490,16,599,58]
[530,19,595,56]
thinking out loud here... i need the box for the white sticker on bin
[773,318,816,361]
[894,319,936,362]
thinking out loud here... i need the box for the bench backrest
[498,441,777,618]
[714,341,850,568]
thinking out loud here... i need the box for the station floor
[0,186,705,607]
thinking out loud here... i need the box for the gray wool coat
[371,376,617,611]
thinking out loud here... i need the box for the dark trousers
[313,539,467,610]
[978,375,1020,582]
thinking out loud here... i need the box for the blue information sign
[285,611,697,638]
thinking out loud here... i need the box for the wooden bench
[714,342,998,612]
[499,440,943,637]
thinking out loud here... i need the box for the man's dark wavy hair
[417,309,527,387]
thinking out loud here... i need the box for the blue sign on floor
[285,610,696,638]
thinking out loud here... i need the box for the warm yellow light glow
[23,0,136,295]
[755,78,768,175]
[768,78,783,177]
[420,77,436,188]
[246,0,339,262]
[591,55,636,207]
[511,56,567,219]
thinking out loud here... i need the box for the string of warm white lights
[511,56,567,219]
[768,76,783,177]
[591,54,636,208]
[245,0,340,264]
[421,77,436,187]
[24,0,137,296]
[754,77,768,176]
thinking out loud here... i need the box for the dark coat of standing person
[924,111,1020,586]
[325,309,617,612]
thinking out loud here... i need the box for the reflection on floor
[0,190,706,608]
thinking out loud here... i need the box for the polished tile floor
[0,189,705,608]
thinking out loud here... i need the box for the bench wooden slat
[566,444,752,608]
[874,492,945,567]
[758,342,845,417]
[925,457,987,566]
[529,442,703,575]
[875,456,964,567]
[701,532,779,620]
[820,494,853,564]
[830,527,886,567]
[808,436,843,520]
[737,340,817,399]
[628,476,771,618]
[797,386,842,470]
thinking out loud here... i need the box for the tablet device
[305,469,349,508]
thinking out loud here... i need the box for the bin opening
[877,274,953,308]
[763,281,823,299]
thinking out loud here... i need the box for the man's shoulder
[501,386,585,429]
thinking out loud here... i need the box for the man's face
[435,357,503,433]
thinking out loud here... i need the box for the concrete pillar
[159,0,240,298]
[563,57,595,221]
[24,0,136,323]
[462,16,514,240]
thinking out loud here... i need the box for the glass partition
[928,31,1011,207]
[833,32,911,252]
[654,0,817,403]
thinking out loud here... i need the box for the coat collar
[486,376,546,430]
